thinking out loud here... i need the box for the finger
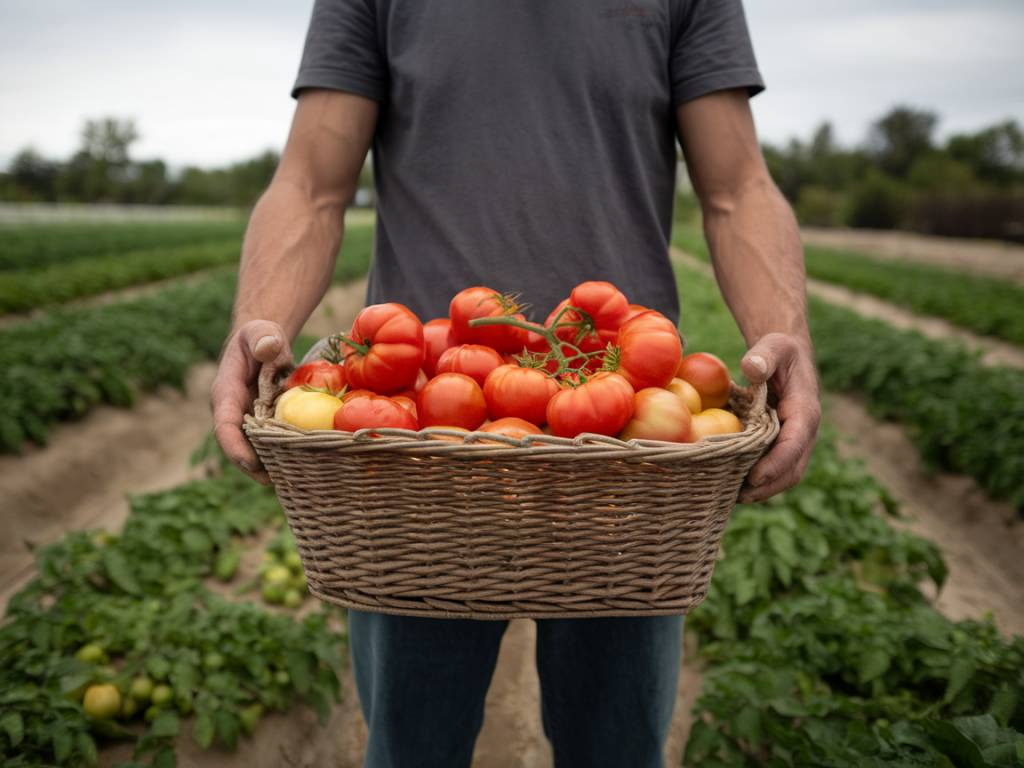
[741,332,796,384]
[237,320,292,366]
[740,442,814,503]
[211,374,268,481]
[745,404,818,488]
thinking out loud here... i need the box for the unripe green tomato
[129,676,154,702]
[283,590,303,609]
[75,643,105,664]
[150,684,173,707]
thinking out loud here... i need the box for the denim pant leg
[349,610,509,768]
[535,615,685,768]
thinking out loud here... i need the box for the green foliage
[845,169,911,229]
[0,241,242,314]
[0,470,345,766]
[673,260,1024,766]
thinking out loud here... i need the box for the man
[212,0,820,765]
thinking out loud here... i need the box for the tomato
[435,344,506,387]
[342,388,374,402]
[274,390,343,430]
[546,372,635,438]
[392,395,418,420]
[391,370,428,399]
[424,426,470,442]
[483,364,560,425]
[423,318,457,376]
[334,394,419,431]
[677,352,731,409]
[546,300,615,358]
[623,303,649,323]
[667,377,702,414]
[614,311,682,390]
[83,684,121,720]
[449,286,528,352]
[689,408,743,440]
[417,372,488,430]
[282,360,347,395]
[129,676,154,702]
[619,388,692,442]
[480,417,544,439]
[343,303,425,393]
[568,281,630,331]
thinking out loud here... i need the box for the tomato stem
[327,333,370,357]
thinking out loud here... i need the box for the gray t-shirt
[293,0,763,324]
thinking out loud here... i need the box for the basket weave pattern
[244,367,779,619]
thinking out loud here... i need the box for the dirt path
[829,394,1024,636]
[802,227,1024,284]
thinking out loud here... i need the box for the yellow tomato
[666,378,702,414]
[83,684,121,720]
[619,388,692,443]
[274,390,342,430]
[689,408,743,441]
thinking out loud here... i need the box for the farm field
[1,210,1023,766]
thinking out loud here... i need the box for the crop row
[672,227,1024,347]
[0,219,246,271]
[0,466,344,767]
[0,240,242,314]
[0,223,375,453]
[673,263,1024,765]
[673,236,1024,511]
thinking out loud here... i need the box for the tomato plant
[435,344,506,387]
[417,373,488,430]
[482,364,560,425]
[337,303,425,393]
[545,372,634,438]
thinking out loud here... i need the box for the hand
[738,332,821,503]
[211,320,292,483]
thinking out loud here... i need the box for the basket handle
[746,380,769,419]
[253,362,291,420]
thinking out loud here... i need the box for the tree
[7,148,58,201]
[947,120,1024,187]
[867,106,938,178]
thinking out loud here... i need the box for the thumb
[238,320,291,365]
[741,332,792,383]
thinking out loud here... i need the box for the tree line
[3,108,1023,240]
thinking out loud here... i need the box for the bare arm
[212,90,378,481]
[677,89,820,501]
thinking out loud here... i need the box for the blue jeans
[349,611,684,767]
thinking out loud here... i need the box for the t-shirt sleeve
[670,0,764,106]
[291,0,387,102]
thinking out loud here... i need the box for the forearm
[702,176,811,350]
[231,178,345,341]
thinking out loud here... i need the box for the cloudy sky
[1,0,1022,168]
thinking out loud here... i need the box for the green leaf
[181,529,212,555]
[858,648,891,685]
[286,650,313,695]
[767,526,798,566]
[76,731,99,766]
[103,548,141,594]
[1,712,23,747]
[147,656,171,681]
[943,657,976,704]
[150,711,180,738]
[171,660,198,700]
[989,685,1018,727]
[732,706,762,747]
[193,712,215,749]
[214,710,240,750]
[51,722,72,762]
[153,747,177,768]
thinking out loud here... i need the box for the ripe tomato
[568,281,630,331]
[435,344,506,387]
[275,390,343,430]
[619,388,692,442]
[545,300,616,361]
[677,352,731,409]
[614,311,682,390]
[392,395,418,420]
[423,318,457,376]
[689,408,743,440]
[480,417,544,439]
[343,303,425,393]
[623,304,649,323]
[449,286,528,352]
[342,388,374,402]
[282,361,347,395]
[546,372,635,438]
[417,372,488,430]
[333,394,419,432]
[483,364,560,425]
[83,684,121,720]
[666,377,702,414]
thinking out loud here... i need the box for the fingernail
[749,355,767,376]
[239,460,255,474]
[254,335,278,356]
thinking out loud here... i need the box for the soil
[801,227,1024,284]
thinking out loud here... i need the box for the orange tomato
[689,408,743,441]
[666,378,702,414]
[676,352,731,409]
[619,388,692,442]
[479,417,544,439]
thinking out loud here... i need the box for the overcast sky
[1,0,1022,169]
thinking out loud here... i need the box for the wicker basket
[243,364,779,620]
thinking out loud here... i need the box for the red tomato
[435,344,506,387]
[483,364,560,426]
[677,352,732,409]
[545,299,616,370]
[615,311,682,390]
[545,372,635,438]
[449,286,528,352]
[342,388,374,402]
[417,373,488,430]
[333,394,419,432]
[282,361,347,395]
[623,303,649,323]
[619,388,692,442]
[689,408,743,441]
[344,303,425,393]
[392,395,418,420]
[568,281,630,331]
[423,318,457,377]
[480,417,544,439]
